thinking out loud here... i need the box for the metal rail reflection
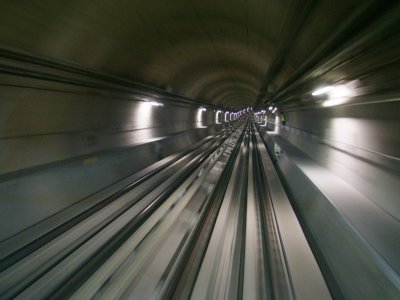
[0,118,330,299]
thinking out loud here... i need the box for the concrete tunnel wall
[0,1,400,298]
[0,75,237,240]
[256,101,400,298]
[1,54,399,298]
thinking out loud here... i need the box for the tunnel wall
[0,85,217,174]
[284,102,400,157]
[278,102,400,220]
[0,51,232,241]
[258,100,400,299]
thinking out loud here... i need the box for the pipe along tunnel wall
[0,50,400,299]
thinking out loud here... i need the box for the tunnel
[0,1,399,299]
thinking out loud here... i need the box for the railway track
[0,118,330,299]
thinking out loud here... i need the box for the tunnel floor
[0,118,331,299]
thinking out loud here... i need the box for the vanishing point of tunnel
[0,1,399,299]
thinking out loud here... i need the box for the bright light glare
[136,102,153,129]
[269,106,273,110]
[225,111,229,122]
[322,98,348,107]
[312,84,353,107]
[197,107,207,128]
[323,85,352,107]
[148,101,163,106]
[329,85,352,99]
[312,86,334,96]
[215,110,222,124]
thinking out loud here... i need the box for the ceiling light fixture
[148,101,164,107]
[313,84,353,107]
[312,86,334,96]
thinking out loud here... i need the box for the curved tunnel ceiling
[0,0,396,109]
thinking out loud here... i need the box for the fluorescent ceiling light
[320,84,353,107]
[329,85,351,99]
[148,101,163,106]
[312,86,333,96]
